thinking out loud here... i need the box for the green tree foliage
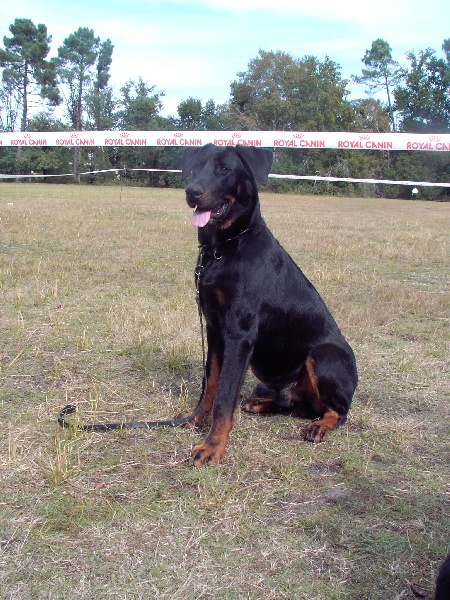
[57,27,102,130]
[84,39,115,172]
[352,39,403,131]
[394,40,450,133]
[0,78,20,131]
[177,97,203,129]
[387,38,450,198]
[17,112,72,177]
[117,77,163,130]
[56,27,113,178]
[0,18,60,132]
[176,97,229,130]
[112,78,169,185]
[230,50,352,131]
[349,98,390,133]
[85,38,115,131]
[231,50,367,196]
[202,99,231,130]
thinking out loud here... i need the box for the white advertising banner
[1,131,450,151]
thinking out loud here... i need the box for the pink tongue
[191,209,211,227]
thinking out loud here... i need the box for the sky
[2,0,449,118]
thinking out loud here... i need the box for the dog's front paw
[304,409,341,442]
[304,420,331,443]
[187,442,226,466]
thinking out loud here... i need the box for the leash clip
[195,246,206,296]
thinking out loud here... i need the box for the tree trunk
[385,73,396,132]
[73,147,80,183]
[72,78,84,183]
[16,62,28,164]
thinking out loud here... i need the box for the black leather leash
[57,227,253,432]
[57,247,209,432]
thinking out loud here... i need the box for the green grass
[1,183,449,599]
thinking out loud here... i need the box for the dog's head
[181,144,273,231]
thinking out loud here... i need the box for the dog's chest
[196,251,239,316]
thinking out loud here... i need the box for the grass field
[1,183,449,599]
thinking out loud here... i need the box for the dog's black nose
[185,183,204,201]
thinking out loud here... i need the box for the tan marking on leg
[301,358,341,442]
[202,351,220,414]
[181,351,220,428]
[188,413,234,466]
[304,357,320,400]
[299,357,329,416]
[304,407,340,443]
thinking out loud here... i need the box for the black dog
[435,553,450,600]
[181,144,358,466]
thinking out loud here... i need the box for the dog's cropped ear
[235,146,274,185]
[181,144,216,180]
[181,147,201,180]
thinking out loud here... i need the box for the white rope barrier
[0,168,181,179]
[267,174,450,188]
[1,167,449,187]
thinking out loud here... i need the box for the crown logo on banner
[174,132,183,137]
[232,133,242,138]
[293,133,304,139]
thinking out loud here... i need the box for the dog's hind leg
[300,346,357,442]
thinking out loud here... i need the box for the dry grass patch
[1,183,449,599]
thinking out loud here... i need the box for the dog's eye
[219,166,229,173]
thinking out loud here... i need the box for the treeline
[0,19,449,199]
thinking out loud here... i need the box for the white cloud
[160,0,433,25]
